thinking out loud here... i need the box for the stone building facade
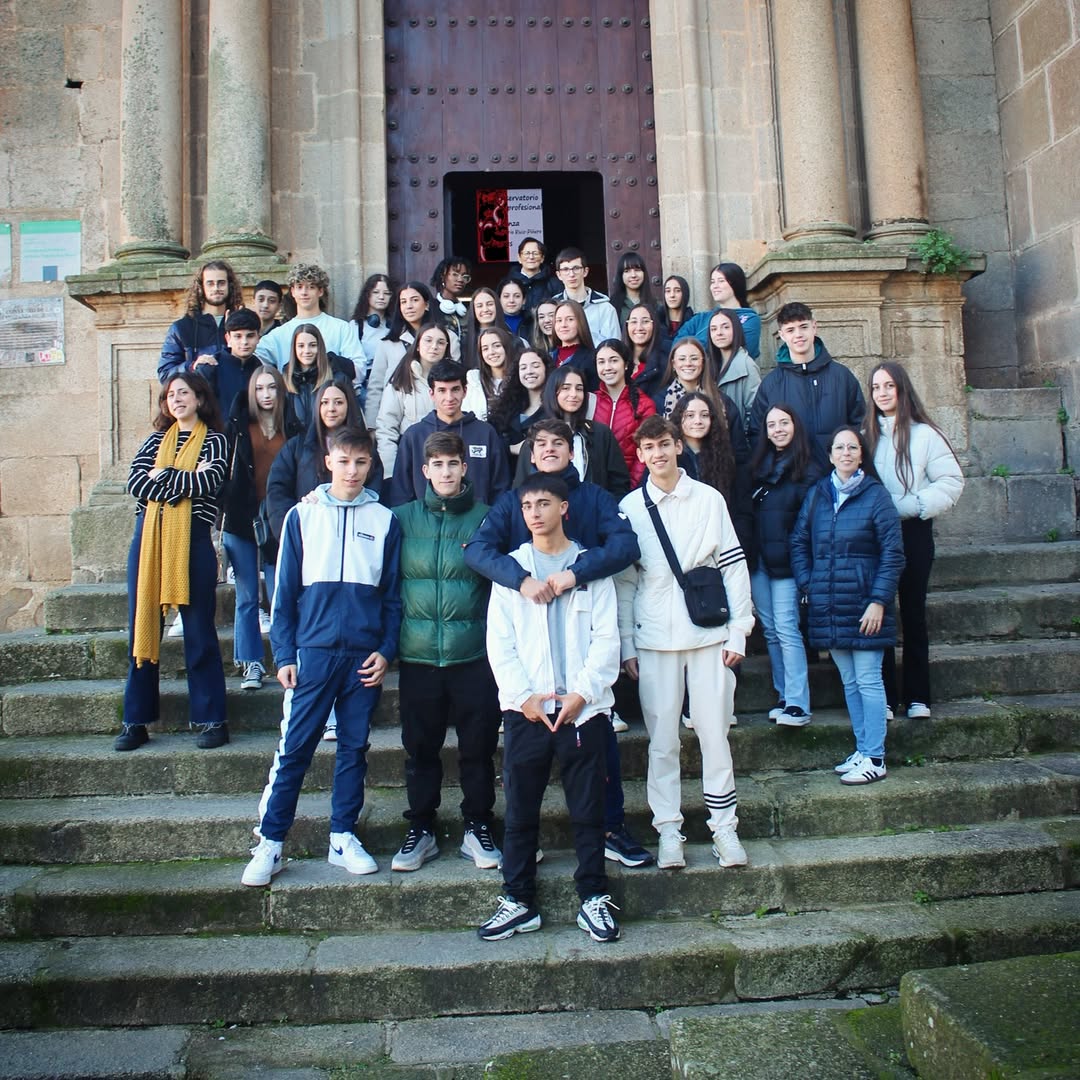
[0,0,1076,629]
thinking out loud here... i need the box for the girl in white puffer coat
[865,362,964,720]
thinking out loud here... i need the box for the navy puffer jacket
[751,449,824,578]
[789,473,905,649]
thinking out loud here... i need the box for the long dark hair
[864,361,958,494]
[462,286,509,369]
[661,337,720,404]
[749,401,814,483]
[351,273,393,324]
[657,274,693,335]
[543,364,591,433]
[155,372,224,433]
[595,338,644,417]
[671,391,735,501]
[609,252,656,319]
[828,426,882,483]
[386,281,436,343]
[488,347,551,436]
[711,261,750,308]
[311,377,363,445]
[531,299,558,354]
[477,326,519,401]
[283,323,331,394]
[707,308,749,380]
[389,321,451,395]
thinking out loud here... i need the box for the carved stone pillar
[853,0,931,242]
[772,0,856,242]
[113,0,189,262]
[201,0,277,259]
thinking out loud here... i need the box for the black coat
[285,354,358,431]
[750,449,824,578]
[514,419,630,500]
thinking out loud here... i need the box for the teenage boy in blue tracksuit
[242,426,402,886]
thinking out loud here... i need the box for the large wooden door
[384,1,660,287]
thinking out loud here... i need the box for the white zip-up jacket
[873,417,964,520]
[616,471,754,659]
[376,359,435,477]
[486,542,620,724]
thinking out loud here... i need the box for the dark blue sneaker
[604,825,655,868]
[477,896,541,941]
[577,894,621,942]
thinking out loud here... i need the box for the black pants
[398,658,501,828]
[884,517,935,709]
[501,710,608,905]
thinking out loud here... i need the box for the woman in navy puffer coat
[790,426,904,786]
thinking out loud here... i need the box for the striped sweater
[127,428,229,527]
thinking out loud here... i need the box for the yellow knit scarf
[132,421,208,667]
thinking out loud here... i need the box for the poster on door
[476,189,543,263]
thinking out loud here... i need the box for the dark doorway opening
[444,171,607,293]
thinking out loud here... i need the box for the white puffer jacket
[873,417,964,520]
[376,360,434,478]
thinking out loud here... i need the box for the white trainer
[840,757,887,785]
[907,703,931,719]
[460,823,501,869]
[610,710,629,733]
[328,832,378,875]
[258,609,272,635]
[241,837,284,886]
[711,825,748,867]
[657,826,686,869]
[167,613,184,638]
[834,751,865,775]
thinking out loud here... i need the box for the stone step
[3,639,1080,736]
[926,581,1080,642]
[43,582,238,634]
[934,475,1076,545]
[1,754,1076,865]
[966,387,1066,475]
[3,818,1074,939]
[900,951,1080,1079]
[2,696,1077,799]
[1,890,1078,1028]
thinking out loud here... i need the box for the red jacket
[592,385,656,486]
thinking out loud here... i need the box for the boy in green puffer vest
[389,431,502,871]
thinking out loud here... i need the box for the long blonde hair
[283,323,331,393]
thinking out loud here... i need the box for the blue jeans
[830,648,886,759]
[222,531,262,666]
[751,570,809,712]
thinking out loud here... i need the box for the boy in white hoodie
[478,473,623,943]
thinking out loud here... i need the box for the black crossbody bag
[642,487,730,627]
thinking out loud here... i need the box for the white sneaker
[840,757,887,785]
[460,822,501,869]
[258,609,272,635]
[167,613,184,638]
[907,702,931,719]
[768,702,786,722]
[328,832,378,875]
[241,661,265,691]
[322,726,337,742]
[226,566,236,584]
[711,825,748,867]
[776,705,811,727]
[681,713,694,730]
[886,707,895,721]
[657,826,686,869]
[834,751,865,775]
[241,837,284,886]
[610,710,629,733]
[730,714,738,728]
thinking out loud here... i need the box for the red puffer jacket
[592,385,656,486]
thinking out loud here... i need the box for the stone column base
[748,242,986,455]
[70,481,134,585]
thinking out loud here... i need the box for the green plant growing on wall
[914,229,972,275]
[990,464,1011,478]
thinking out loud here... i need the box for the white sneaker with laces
[610,710,629,733]
[258,609,272,635]
[834,751,865,775]
[167,613,184,638]
[328,832,378,875]
[657,826,686,869]
[477,896,541,941]
[840,757,887,785]
[241,837,284,886]
[711,825,748,867]
[577,894,621,942]
[907,702,931,719]
[460,823,501,869]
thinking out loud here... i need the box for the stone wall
[990,0,1080,446]
[911,0,1019,388]
[0,3,121,629]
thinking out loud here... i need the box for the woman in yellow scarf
[115,373,231,751]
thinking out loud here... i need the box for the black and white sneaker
[577,894,621,942]
[391,827,439,872]
[477,896,541,941]
[604,825,655,868]
[460,822,501,869]
[776,705,812,727]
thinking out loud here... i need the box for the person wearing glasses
[551,247,621,346]
[430,256,473,339]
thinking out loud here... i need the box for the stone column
[772,0,855,242]
[201,0,277,259]
[853,0,931,242]
[113,0,189,262]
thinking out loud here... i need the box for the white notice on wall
[507,190,543,254]
[19,220,82,282]
[0,297,65,367]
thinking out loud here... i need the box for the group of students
[115,249,964,942]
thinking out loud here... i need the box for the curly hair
[670,391,735,501]
[184,260,243,319]
[488,348,551,437]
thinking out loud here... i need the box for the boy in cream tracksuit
[617,416,754,871]
[478,473,623,943]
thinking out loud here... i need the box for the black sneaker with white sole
[577,894,621,942]
[477,896,542,941]
[604,825,655,868]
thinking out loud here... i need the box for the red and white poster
[477,188,543,263]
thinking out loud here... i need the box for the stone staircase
[0,543,1078,1078]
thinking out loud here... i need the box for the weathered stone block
[1030,126,1080,235]
[914,15,995,75]
[1019,0,1072,75]
[1000,75,1051,166]
[922,75,1001,136]
[0,455,81,517]
[27,516,72,582]
[0,518,29,581]
[935,476,1075,542]
[963,309,1020,379]
[1015,229,1080,315]
[1004,166,1033,249]
[925,130,1006,192]
[966,386,1062,417]
[1049,42,1080,134]
[992,23,1023,98]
